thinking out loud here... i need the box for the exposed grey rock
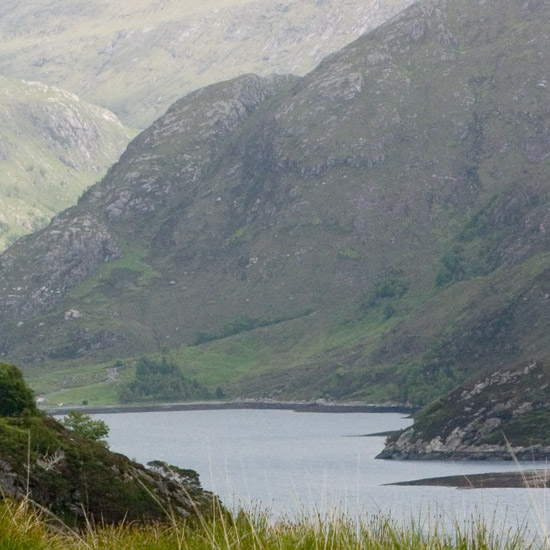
[0,212,121,318]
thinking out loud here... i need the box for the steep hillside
[0,75,135,250]
[0,363,213,525]
[0,0,415,127]
[2,0,550,407]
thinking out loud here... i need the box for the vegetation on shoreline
[0,364,214,526]
[0,497,540,550]
[117,356,208,403]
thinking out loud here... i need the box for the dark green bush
[360,269,409,314]
[117,357,205,403]
[0,363,37,417]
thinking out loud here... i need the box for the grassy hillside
[0,0,415,127]
[2,0,550,408]
[0,75,135,250]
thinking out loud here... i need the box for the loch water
[94,409,550,537]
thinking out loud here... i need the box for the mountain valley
[0,0,413,250]
[0,0,416,128]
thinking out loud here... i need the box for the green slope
[0,364,213,524]
[0,75,136,250]
[0,0,415,127]
[2,0,550,408]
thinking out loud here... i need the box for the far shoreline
[389,469,550,489]
[44,399,417,416]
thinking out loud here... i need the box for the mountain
[0,0,415,127]
[0,0,412,248]
[0,75,135,251]
[2,0,550,407]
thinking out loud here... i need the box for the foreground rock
[378,361,550,460]
[391,470,550,489]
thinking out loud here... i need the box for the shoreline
[389,469,550,489]
[44,399,417,416]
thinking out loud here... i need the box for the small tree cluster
[360,268,409,319]
[117,357,204,403]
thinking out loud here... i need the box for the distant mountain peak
[0,75,135,251]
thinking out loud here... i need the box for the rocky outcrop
[378,361,550,460]
[0,212,122,318]
[377,430,550,461]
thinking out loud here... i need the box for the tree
[117,356,204,403]
[0,363,37,416]
[62,411,109,444]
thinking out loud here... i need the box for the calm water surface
[94,409,550,537]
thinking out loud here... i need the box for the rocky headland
[378,360,550,461]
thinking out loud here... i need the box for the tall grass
[0,496,542,550]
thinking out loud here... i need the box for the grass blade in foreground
[0,499,541,549]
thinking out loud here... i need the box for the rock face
[378,361,550,460]
[0,212,122,317]
[3,0,550,406]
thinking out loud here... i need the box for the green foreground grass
[0,498,541,550]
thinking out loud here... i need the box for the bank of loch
[378,360,550,461]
